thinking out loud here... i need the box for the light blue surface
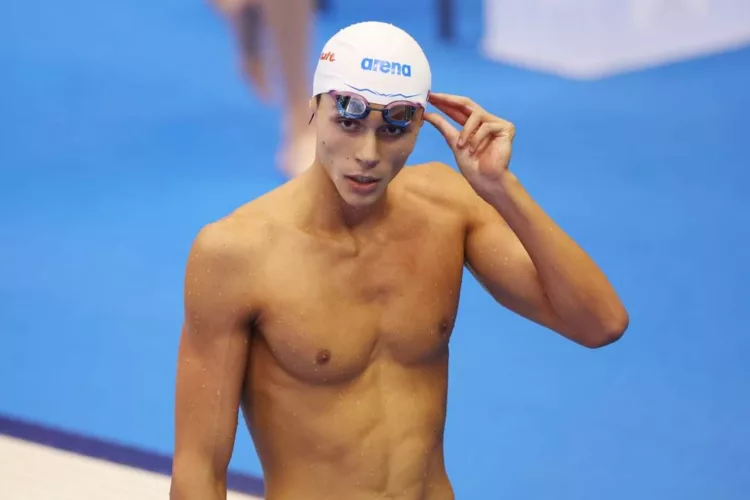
[2,1,749,498]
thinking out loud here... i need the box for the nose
[355,133,380,170]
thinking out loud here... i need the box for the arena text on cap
[360,57,412,77]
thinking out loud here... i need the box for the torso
[235,164,469,500]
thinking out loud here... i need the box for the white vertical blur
[481,0,750,78]
[0,436,262,500]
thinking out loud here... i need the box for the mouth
[345,174,380,186]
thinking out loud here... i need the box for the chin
[336,180,385,208]
[339,190,382,208]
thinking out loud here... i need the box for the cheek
[318,129,354,167]
[389,137,417,164]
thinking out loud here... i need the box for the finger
[431,99,474,121]
[429,92,475,108]
[468,122,502,153]
[429,94,515,132]
[458,110,485,149]
[429,100,470,125]
[424,112,460,147]
[429,93,477,115]
[473,135,493,157]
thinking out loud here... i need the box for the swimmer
[210,0,316,177]
[170,21,629,500]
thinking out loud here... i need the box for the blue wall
[2,1,749,498]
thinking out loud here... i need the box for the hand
[424,92,516,199]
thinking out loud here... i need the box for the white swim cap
[312,21,431,106]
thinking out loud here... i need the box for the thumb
[424,112,460,148]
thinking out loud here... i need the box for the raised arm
[171,222,254,500]
[462,172,628,347]
[423,92,628,348]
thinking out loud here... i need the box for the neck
[298,162,390,233]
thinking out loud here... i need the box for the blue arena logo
[360,57,412,77]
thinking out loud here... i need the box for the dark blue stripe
[0,414,265,497]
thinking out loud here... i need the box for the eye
[337,118,360,131]
[380,125,406,137]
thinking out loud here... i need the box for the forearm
[486,173,628,343]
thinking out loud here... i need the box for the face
[313,92,423,208]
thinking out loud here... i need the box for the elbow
[578,308,630,349]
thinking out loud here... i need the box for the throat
[340,196,390,228]
[298,164,394,232]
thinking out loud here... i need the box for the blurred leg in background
[212,0,316,177]
[211,0,268,97]
[262,0,316,178]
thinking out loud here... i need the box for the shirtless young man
[170,21,629,500]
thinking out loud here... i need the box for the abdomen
[242,343,451,499]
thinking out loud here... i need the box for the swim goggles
[330,91,421,127]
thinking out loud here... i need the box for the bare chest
[255,224,465,384]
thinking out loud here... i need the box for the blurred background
[1,0,749,499]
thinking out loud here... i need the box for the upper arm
[435,167,568,335]
[464,201,566,333]
[172,222,254,482]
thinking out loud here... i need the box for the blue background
[2,0,749,498]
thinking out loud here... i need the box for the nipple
[315,349,331,365]
[439,320,451,338]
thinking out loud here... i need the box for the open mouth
[345,175,380,186]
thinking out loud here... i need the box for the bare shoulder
[183,201,282,324]
[191,212,258,263]
[186,198,284,286]
[189,181,297,262]
[398,161,478,216]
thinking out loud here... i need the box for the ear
[307,97,316,125]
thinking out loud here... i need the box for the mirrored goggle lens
[384,104,417,126]
[335,93,418,126]
[336,94,368,117]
